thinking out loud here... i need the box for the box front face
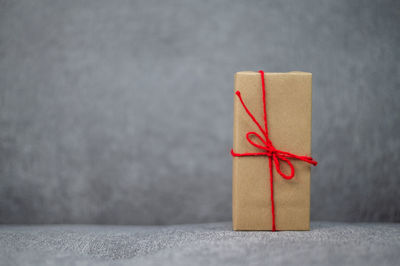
[232,72,312,231]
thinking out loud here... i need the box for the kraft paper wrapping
[232,71,313,231]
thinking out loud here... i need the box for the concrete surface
[1,222,399,266]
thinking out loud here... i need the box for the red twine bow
[231,70,317,231]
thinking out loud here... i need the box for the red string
[231,70,317,231]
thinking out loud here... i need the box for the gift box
[232,71,317,231]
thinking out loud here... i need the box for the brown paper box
[232,71,313,231]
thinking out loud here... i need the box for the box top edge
[236,71,312,75]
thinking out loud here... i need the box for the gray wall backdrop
[0,0,399,224]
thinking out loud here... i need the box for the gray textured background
[0,0,399,225]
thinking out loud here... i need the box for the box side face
[232,73,239,230]
[232,72,312,231]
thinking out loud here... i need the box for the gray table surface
[1,222,399,266]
